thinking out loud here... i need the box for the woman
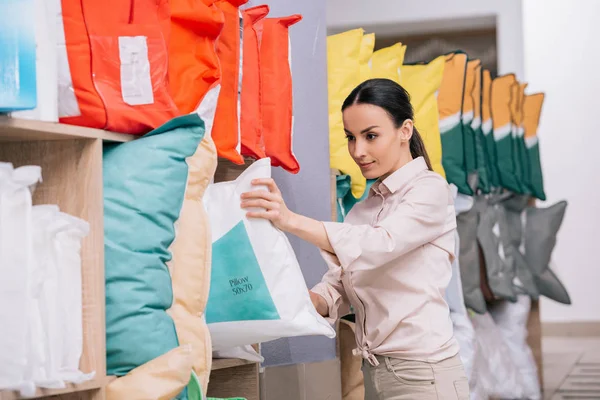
[241,79,469,399]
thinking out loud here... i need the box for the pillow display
[438,52,471,195]
[326,29,365,198]
[522,93,547,200]
[260,14,303,173]
[482,69,501,189]
[489,297,542,399]
[203,158,336,350]
[168,0,224,115]
[491,74,521,193]
[370,43,405,84]
[477,201,516,302]
[400,56,446,178]
[462,59,482,191]
[59,0,180,134]
[240,5,270,160]
[359,33,375,82]
[104,114,217,398]
[472,64,491,193]
[212,0,248,164]
[457,196,486,313]
[524,201,570,304]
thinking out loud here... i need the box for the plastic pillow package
[0,165,42,396]
[489,296,542,399]
[470,311,526,399]
[29,205,64,390]
[53,212,92,383]
[203,158,336,350]
[213,345,264,363]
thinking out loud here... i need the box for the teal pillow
[104,114,206,382]
[336,174,375,222]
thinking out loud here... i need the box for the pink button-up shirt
[312,157,459,366]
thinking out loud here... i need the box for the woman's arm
[241,178,334,253]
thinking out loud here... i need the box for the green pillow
[491,74,522,193]
[522,93,547,200]
[336,174,376,222]
[438,52,472,195]
[481,69,501,190]
[462,59,481,192]
[472,66,490,193]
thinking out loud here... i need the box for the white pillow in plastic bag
[203,158,336,350]
[0,165,42,396]
[489,296,541,400]
[53,212,92,383]
[470,311,526,399]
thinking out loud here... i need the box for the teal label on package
[206,221,280,324]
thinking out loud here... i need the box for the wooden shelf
[0,116,134,143]
[0,119,122,399]
[212,358,257,371]
[0,377,116,400]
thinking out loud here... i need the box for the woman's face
[342,103,413,180]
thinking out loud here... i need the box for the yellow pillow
[370,43,406,84]
[359,33,375,82]
[400,56,446,178]
[327,29,365,198]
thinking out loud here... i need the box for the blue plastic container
[0,0,37,112]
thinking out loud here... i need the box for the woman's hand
[241,178,295,231]
[309,290,329,317]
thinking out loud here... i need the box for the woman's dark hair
[341,78,433,171]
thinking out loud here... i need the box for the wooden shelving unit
[0,118,131,400]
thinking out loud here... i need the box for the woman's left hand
[241,178,295,231]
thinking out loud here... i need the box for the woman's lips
[358,161,375,170]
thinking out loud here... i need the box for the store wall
[522,0,600,323]
[326,0,525,79]
[242,0,336,366]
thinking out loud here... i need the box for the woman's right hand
[309,290,329,318]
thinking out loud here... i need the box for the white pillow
[203,158,336,350]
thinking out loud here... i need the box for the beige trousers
[362,354,470,400]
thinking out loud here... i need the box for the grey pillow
[499,195,540,299]
[457,197,486,314]
[524,201,570,304]
[478,202,517,302]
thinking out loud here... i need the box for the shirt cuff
[311,282,347,325]
[322,221,363,271]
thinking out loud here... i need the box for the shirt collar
[371,157,428,196]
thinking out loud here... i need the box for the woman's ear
[399,119,414,143]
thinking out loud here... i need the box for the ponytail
[410,127,433,171]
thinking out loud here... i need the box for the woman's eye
[346,135,355,141]
[366,133,377,140]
